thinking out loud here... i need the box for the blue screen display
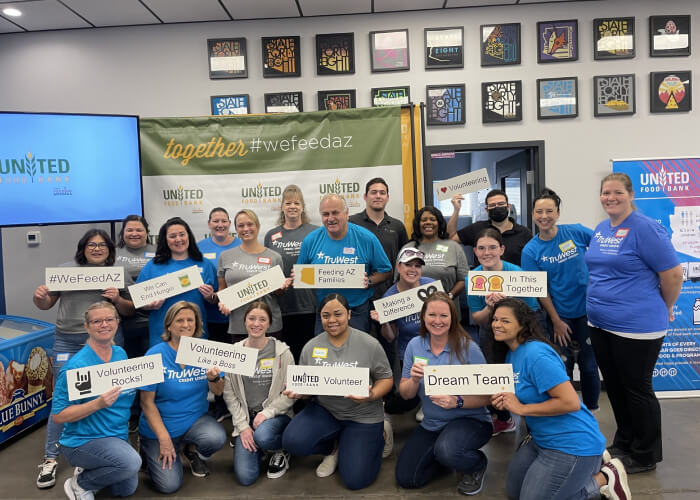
[0,112,142,227]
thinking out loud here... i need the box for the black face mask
[488,206,509,222]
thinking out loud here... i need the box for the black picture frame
[207,38,248,79]
[424,27,464,69]
[649,15,691,57]
[537,20,579,63]
[482,80,522,122]
[593,17,636,60]
[317,89,356,111]
[593,74,636,117]
[369,29,410,72]
[537,77,578,119]
[264,91,303,113]
[261,36,301,77]
[210,94,250,116]
[480,23,521,66]
[316,33,355,75]
[650,71,692,113]
[371,86,411,107]
[425,84,466,126]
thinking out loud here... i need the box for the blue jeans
[140,414,227,494]
[396,417,492,489]
[314,300,370,335]
[282,402,384,490]
[506,439,602,500]
[234,415,291,486]
[59,437,140,496]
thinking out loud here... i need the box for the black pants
[589,327,664,464]
[282,313,316,363]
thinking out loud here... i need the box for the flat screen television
[0,112,142,227]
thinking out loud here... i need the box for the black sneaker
[457,467,486,496]
[266,451,290,479]
[36,459,58,489]
[183,449,210,478]
[606,445,629,460]
[210,397,231,423]
[620,455,656,474]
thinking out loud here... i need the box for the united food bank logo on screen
[0,151,71,188]
[162,184,204,209]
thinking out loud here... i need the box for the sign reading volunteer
[66,355,164,401]
[435,168,491,201]
[286,365,370,397]
[175,337,257,376]
[467,270,547,298]
[217,265,286,311]
[373,281,445,323]
[128,265,204,309]
[46,267,125,291]
[292,264,365,289]
[423,364,515,395]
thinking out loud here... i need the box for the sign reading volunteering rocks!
[175,337,257,376]
[292,264,365,289]
[46,266,125,292]
[424,364,515,395]
[467,270,547,298]
[286,365,370,397]
[435,168,491,201]
[217,265,286,311]
[129,265,204,308]
[373,281,444,324]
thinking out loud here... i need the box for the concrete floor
[1,394,699,499]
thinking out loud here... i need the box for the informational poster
[613,157,700,397]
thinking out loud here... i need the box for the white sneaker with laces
[315,449,339,478]
[63,476,94,500]
[36,459,58,489]
[383,419,394,458]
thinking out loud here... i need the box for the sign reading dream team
[175,337,257,377]
[467,270,547,298]
[286,365,369,397]
[424,364,515,396]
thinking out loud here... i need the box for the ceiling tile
[299,0,371,17]
[375,0,444,12]
[518,0,579,3]
[0,0,91,30]
[221,0,300,20]
[446,0,518,7]
[142,0,230,23]
[61,0,160,27]
[0,15,24,33]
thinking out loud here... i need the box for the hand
[239,427,257,452]
[147,299,165,310]
[158,437,177,470]
[346,386,373,404]
[283,389,309,400]
[97,386,122,409]
[198,284,215,299]
[409,362,425,383]
[363,272,370,289]
[252,412,267,430]
[429,394,457,409]
[451,194,464,211]
[485,293,506,308]
[101,287,120,303]
[33,285,50,301]
[206,366,221,380]
[281,277,293,291]
[491,392,523,414]
[552,319,572,347]
[218,303,231,316]
[370,310,379,322]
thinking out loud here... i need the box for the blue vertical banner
[613,158,700,397]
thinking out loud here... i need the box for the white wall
[1,0,698,319]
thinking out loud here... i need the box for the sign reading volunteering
[46,266,125,292]
[129,265,204,308]
[435,168,491,201]
[286,365,369,397]
[293,264,365,289]
[175,337,257,377]
[424,364,514,395]
[373,281,445,324]
[467,270,547,298]
[66,354,164,401]
[217,265,286,311]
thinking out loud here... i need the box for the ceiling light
[3,8,22,17]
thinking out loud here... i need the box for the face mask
[488,206,509,222]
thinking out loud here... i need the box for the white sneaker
[36,459,58,489]
[63,476,94,500]
[383,419,394,458]
[315,449,338,478]
[415,407,424,423]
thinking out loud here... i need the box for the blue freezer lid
[0,315,55,344]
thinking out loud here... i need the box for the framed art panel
[537,20,578,63]
[482,81,522,122]
[317,89,356,110]
[262,36,301,77]
[537,77,578,119]
[425,27,464,69]
[316,33,355,75]
[371,86,410,107]
[650,71,692,113]
[207,38,247,79]
[211,94,249,115]
[425,84,465,125]
[370,29,410,72]
[649,15,691,57]
[264,91,303,113]
[593,74,635,116]
[593,17,635,60]
[480,23,521,66]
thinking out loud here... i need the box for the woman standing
[586,173,682,474]
[521,188,600,411]
[223,301,295,485]
[139,301,227,493]
[395,292,492,496]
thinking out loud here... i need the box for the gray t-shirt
[115,245,155,328]
[299,328,392,424]
[218,247,283,336]
[263,224,319,315]
[242,339,276,413]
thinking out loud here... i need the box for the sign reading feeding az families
[292,264,365,289]
[373,281,445,324]
[45,266,125,292]
[129,265,204,309]
[217,266,286,311]
[175,337,257,377]
[286,365,370,397]
[467,270,547,298]
[66,355,164,401]
[435,168,491,201]
[424,364,515,395]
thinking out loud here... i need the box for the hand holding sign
[491,392,523,414]
[97,387,123,409]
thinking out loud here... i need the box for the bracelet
[208,376,221,383]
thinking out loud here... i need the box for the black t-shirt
[456,218,532,266]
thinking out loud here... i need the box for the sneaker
[600,458,631,500]
[415,407,424,423]
[620,454,656,474]
[492,417,517,436]
[382,419,394,458]
[602,450,612,464]
[63,476,94,500]
[183,448,210,478]
[457,467,486,495]
[128,416,139,434]
[606,445,629,460]
[315,449,338,478]
[36,459,58,489]
[210,397,231,423]
[267,451,290,479]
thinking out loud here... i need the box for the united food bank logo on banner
[162,184,205,211]
[640,166,690,193]
[319,178,362,209]
[0,151,71,190]
[241,181,282,207]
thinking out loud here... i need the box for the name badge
[558,239,575,253]
[144,252,156,258]
[204,252,217,260]
[436,244,449,253]
[343,247,355,255]
[312,347,328,359]
[260,358,274,370]
[271,231,282,241]
[615,228,629,238]
[413,356,429,365]
[258,257,271,265]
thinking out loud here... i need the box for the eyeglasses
[86,242,108,249]
[476,245,501,252]
[400,248,425,259]
[486,202,508,209]
[88,317,117,326]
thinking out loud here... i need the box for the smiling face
[167,308,197,342]
[320,299,350,337]
[208,211,231,241]
[282,196,303,225]
[84,234,110,265]
[397,260,422,286]
[600,180,634,221]
[424,300,451,338]
[320,197,349,240]
[235,213,259,243]
[419,211,439,240]
[365,182,389,212]
[473,236,504,271]
[123,221,148,249]
[166,224,189,259]
[245,307,270,339]
[85,307,119,344]
[533,198,560,233]
[491,306,522,349]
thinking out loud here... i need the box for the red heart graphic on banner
[440,187,447,193]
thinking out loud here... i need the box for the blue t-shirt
[197,237,241,324]
[521,224,593,318]
[297,223,392,307]
[585,211,680,334]
[52,344,135,448]
[137,257,217,347]
[138,341,209,440]
[402,335,491,432]
[383,277,435,359]
[508,340,605,456]
[467,261,540,313]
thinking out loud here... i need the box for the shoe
[383,419,394,458]
[602,450,612,464]
[606,445,629,460]
[266,450,290,479]
[229,436,235,448]
[600,458,631,500]
[210,397,231,423]
[315,449,338,478]
[415,407,424,423]
[63,476,94,500]
[183,448,210,478]
[36,459,58,489]
[620,454,656,474]
[457,466,486,495]
[128,416,139,434]
[492,417,517,436]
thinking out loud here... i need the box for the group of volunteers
[31,172,681,500]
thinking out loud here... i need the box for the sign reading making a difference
[373,281,444,324]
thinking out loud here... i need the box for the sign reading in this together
[175,337,257,377]
[467,270,547,298]
[45,267,125,292]
[292,264,365,289]
[423,364,515,396]
[373,281,445,324]
[217,266,287,311]
[435,168,491,201]
[286,365,370,397]
[128,265,204,309]
[66,355,164,401]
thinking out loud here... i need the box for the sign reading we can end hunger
[128,265,204,308]
[217,265,286,311]
[467,270,547,298]
[424,364,515,396]
[373,281,445,324]
[45,266,125,292]
[435,168,491,201]
[175,336,257,377]
[293,264,365,288]
[286,365,370,397]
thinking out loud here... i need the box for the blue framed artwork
[210,94,249,115]
[426,84,465,125]
[537,77,578,119]
[480,23,521,66]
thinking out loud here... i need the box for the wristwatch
[456,396,464,409]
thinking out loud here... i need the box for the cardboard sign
[467,270,547,297]
[217,265,286,311]
[45,266,125,291]
[66,354,164,401]
[373,281,445,324]
[423,364,514,395]
[175,337,257,376]
[435,168,491,201]
[129,265,204,308]
[292,264,365,289]
[286,365,369,397]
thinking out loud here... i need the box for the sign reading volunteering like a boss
[373,281,445,324]
[293,264,365,289]
[217,266,286,311]
[467,270,547,298]
[435,168,491,201]
[286,365,370,397]
[129,265,204,309]
[424,364,515,396]
[46,266,125,292]
[66,355,163,401]
[175,337,257,377]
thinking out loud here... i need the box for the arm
[659,265,683,321]
[348,376,393,403]
[491,380,580,417]
[368,271,392,287]
[380,322,397,342]
[446,194,463,238]
[53,387,122,423]
[33,285,58,310]
[538,296,571,346]
[140,390,177,470]
[111,292,135,317]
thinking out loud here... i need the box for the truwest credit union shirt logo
[540,239,580,264]
[593,230,629,255]
[162,185,204,208]
[0,152,71,191]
